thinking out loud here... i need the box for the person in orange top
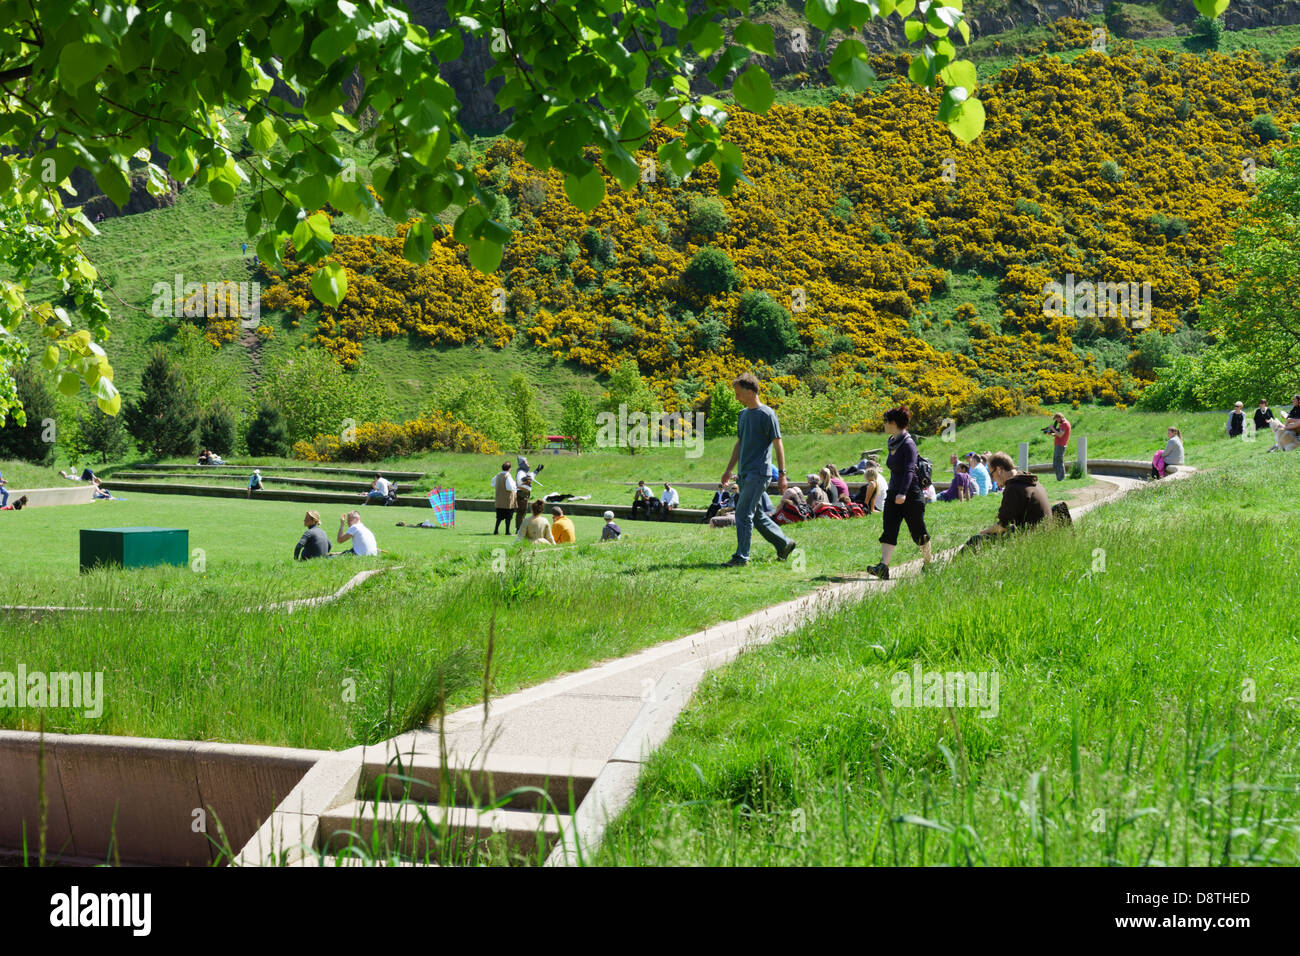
[551,506,576,544]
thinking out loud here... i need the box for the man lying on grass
[960,452,1051,554]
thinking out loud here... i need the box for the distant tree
[0,363,57,464]
[682,247,740,297]
[600,360,657,455]
[428,369,513,447]
[1251,113,1283,143]
[705,380,743,438]
[558,389,598,453]
[199,400,238,456]
[245,403,290,458]
[733,291,802,363]
[686,196,730,237]
[73,402,129,465]
[505,373,546,451]
[124,348,200,458]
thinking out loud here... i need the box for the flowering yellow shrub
[258,48,1295,423]
[293,411,499,462]
[173,283,247,346]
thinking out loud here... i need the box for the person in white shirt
[334,511,378,556]
[365,472,392,505]
[660,482,679,518]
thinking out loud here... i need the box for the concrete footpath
[390,473,1147,770]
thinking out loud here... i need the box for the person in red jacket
[1046,413,1071,481]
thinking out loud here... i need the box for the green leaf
[603,147,641,191]
[940,59,977,94]
[947,95,986,143]
[209,177,237,204]
[564,167,606,213]
[829,39,875,91]
[908,52,930,86]
[58,40,111,92]
[1193,0,1229,16]
[249,118,277,152]
[733,21,775,56]
[904,20,925,44]
[296,174,329,211]
[467,238,503,273]
[733,66,774,113]
[169,148,198,182]
[57,370,82,397]
[403,218,434,263]
[693,21,725,58]
[96,382,122,416]
[41,344,60,370]
[895,0,916,16]
[310,26,353,65]
[310,263,348,307]
[805,0,835,31]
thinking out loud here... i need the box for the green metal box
[80,527,189,572]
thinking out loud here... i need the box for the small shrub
[682,247,740,296]
[1099,160,1124,183]
[1251,113,1283,143]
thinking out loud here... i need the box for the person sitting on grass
[0,468,7,507]
[1284,394,1300,437]
[516,499,556,545]
[1151,426,1185,479]
[294,510,330,560]
[659,482,679,519]
[515,474,533,530]
[819,468,842,506]
[552,506,576,544]
[825,464,851,503]
[806,473,829,508]
[0,494,28,511]
[966,453,991,496]
[91,477,112,500]
[247,469,264,498]
[960,452,1052,555]
[850,466,883,514]
[1227,402,1246,439]
[333,511,378,556]
[601,510,623,541]
[1255,399,1275,434]
[938,461,975,502]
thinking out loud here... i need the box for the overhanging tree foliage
[0,0,1226,424]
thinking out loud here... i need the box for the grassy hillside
[594,448,1300,866]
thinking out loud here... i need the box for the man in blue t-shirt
[719,372,799,567]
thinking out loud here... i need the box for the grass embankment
[593,451,1300,866]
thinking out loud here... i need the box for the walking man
[1047,413,1070,481]
[719,372,799,567]
[492,461,517,534]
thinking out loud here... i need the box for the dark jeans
[879,496,929,547]
[1053,445,1066,481]
[632,498,651,519]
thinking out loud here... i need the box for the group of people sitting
[631,480,679,520]
[292,510,379,559]
[1226,396,1300,453]
[515,500,623,545]
[196,448,227,466]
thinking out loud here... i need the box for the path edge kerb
[542,465,1197,865]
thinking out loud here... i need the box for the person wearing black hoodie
[960,452,1051,554]
[866,406,931,580]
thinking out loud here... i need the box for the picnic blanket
[427,487,455,527]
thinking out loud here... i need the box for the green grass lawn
[1,458,1097,747]
[592,450,1300,866]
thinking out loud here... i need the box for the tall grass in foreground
[594,454,1300,865]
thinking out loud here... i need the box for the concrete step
[114,472,415,493]
[317,799,566,859]
[120,463,425,480]
[359,753,602,813]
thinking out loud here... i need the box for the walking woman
[866,406,932,580]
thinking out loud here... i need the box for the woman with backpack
[866,406,932,580]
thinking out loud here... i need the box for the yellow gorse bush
[264,48,1294,428]
[292,410,500,462]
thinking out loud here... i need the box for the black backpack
[915,454,933,490]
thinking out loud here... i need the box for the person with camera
[960,452,1052,555]
[865,406,931,581]
[1044,413,1070,481]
